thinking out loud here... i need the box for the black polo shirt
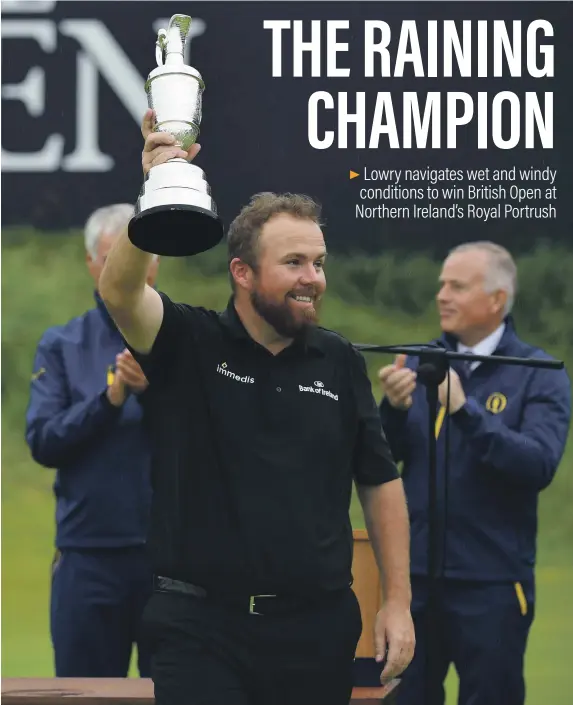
[134,291,398,597]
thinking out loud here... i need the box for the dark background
[2,1,572,255]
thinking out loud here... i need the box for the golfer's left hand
[374,602,415,685]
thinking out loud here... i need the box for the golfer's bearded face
[249,214,327,338]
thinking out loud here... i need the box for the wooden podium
[352,528,382,659]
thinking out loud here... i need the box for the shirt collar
[441,315,516,352]
[219,297,325,356]
[455,322,506,372]
[457,323,506,357]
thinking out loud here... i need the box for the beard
[250,287,321,339]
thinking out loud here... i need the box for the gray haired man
[25,204,159,677]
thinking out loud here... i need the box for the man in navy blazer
[378,241,571,705]
[26,204,159,677]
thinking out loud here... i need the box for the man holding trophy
[100,15,414,705]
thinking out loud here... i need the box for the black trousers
[142,585,363,705]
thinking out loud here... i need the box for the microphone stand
[353,341,565,704]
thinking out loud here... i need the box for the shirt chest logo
[216,361,255,384]
[299,380,339,401]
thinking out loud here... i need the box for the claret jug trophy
[128,14,223,256]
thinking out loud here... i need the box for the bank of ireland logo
[486,392,507,414]
[216,361,255,384]
[299,379,338,401]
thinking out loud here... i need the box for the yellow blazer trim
[514,582,528,616]
[435,406,446,439]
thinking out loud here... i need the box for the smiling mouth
[288,293,315,304]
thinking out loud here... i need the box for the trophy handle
[155,28,168,66]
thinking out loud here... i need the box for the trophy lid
[164,14,192,65]
[148,13,204,87]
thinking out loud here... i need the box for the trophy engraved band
[128,14,224,257]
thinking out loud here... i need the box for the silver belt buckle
[249,594,276,615]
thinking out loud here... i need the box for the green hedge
[190,238,573,364]
[3,229,572,399]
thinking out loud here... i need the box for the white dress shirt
[457,323,506,371]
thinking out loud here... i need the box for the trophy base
[128,204,224,257]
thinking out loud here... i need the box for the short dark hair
[226,192,322,287]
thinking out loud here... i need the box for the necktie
[463,350,474,374]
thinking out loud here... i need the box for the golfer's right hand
[378,354,417,410]
[141,109,201,176]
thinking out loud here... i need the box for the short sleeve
[126,290,195,384]
[349,345,400,486]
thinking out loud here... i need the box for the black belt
[153,575,342,616]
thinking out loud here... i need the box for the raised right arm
[99,234,163,354]
[99,110,201,354]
